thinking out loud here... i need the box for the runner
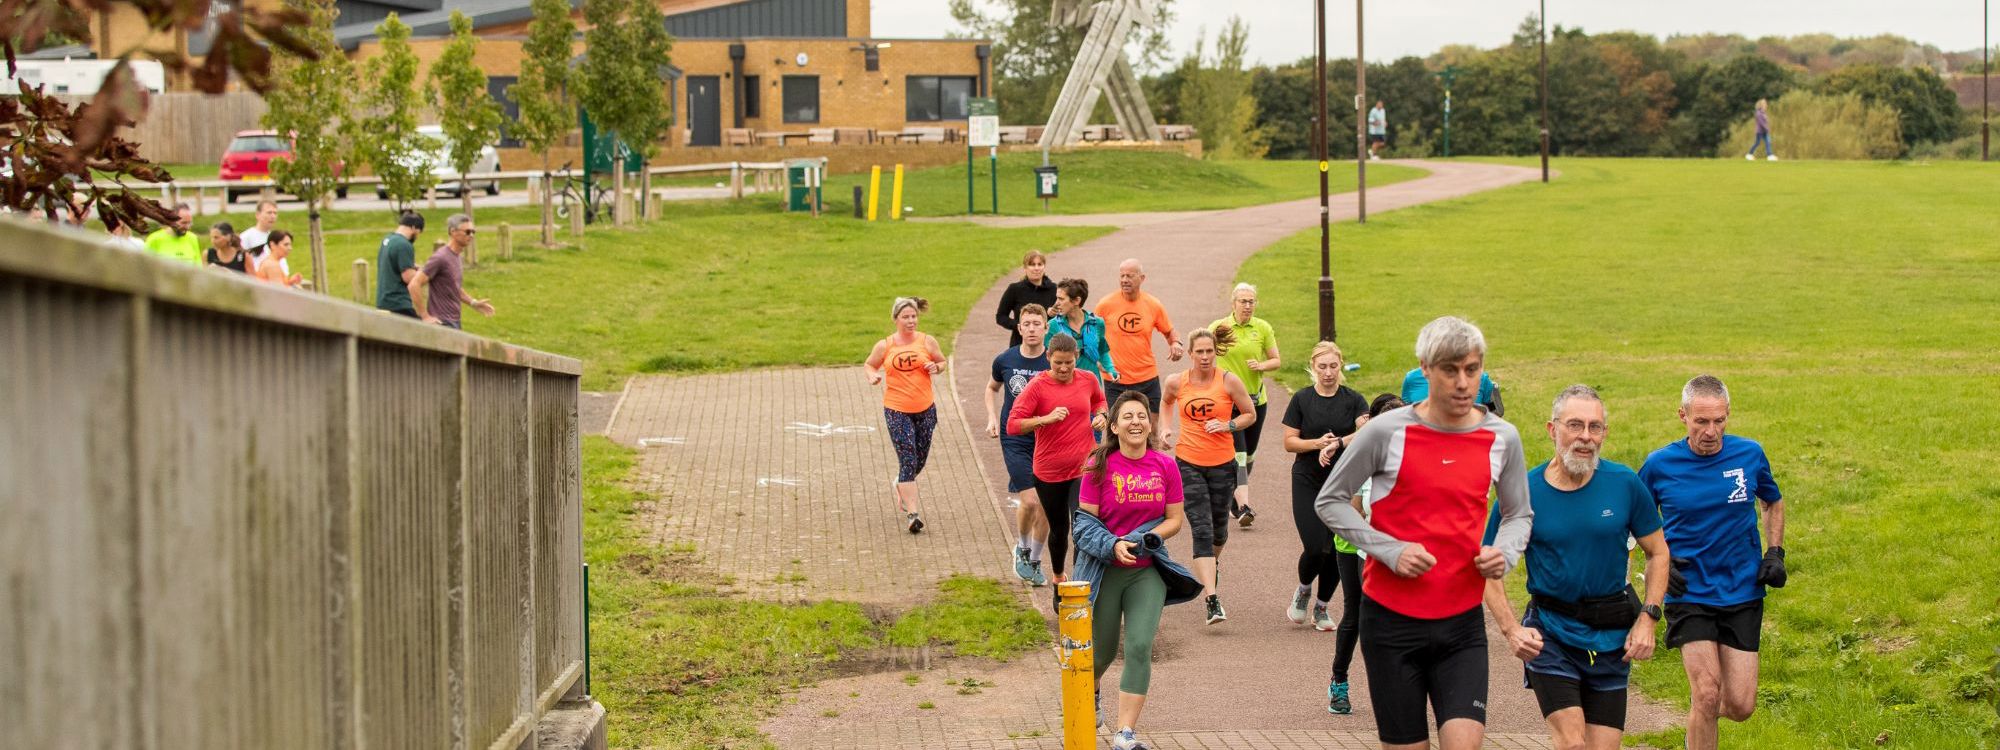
[240,199,283,275]
[986,303,1052,585]
[1007,333,1109,598]
[864,296,948,534]
[143,203,200,266]
[1314,315,1532,750]
[1095,258,1183,414]
[1483,385,1671,750]
[1159,323,1256,625]
[1072,390,1202,750]
[251,230,304,288]
[994,250,1057,348]
[202,221,249,274]
[1046,278,1118,387]
[1213,282,1280,527]
[411,214,496,329]
[375,212,426,319]
[1280,342,1367,637]
[1316,392,1406,715]
[1639,375,1786,750]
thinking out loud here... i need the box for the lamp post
[1355,0,1367,223]
[1316,0,1336,342]
[1984,0,1990,161]
[1539,0,1550,182]
[1438,66,1459,158]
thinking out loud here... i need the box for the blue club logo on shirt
[1724,468,1749,503]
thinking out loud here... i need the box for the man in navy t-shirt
[1484,385,1670,750]
[1639,374,1787,750]
[985,303,1052,586]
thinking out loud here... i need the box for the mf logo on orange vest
[1186,397,1217,420]
[893,352,924,371]
[1118,312,1144,333]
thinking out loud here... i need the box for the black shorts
[1528,671,1628,730]
[1666,600,1763,652]
[1104,377,1162,414]
[1359,596,1488,745]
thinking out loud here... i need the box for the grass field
[1238,158,2000,749]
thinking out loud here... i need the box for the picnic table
[757,131,811,147]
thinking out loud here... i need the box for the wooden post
[639,168,653,224]
[465,233,478,268]
[612,166,626,227]
[730,162,744,199]
[427,184,438,211]
[352,258,369,303]
[540,174,555,247]
[191,186,204,217]
[496,223,513,260]
[569,205,584,239]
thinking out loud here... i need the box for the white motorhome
[2,59,167,96]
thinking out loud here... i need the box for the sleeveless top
[205,247,249,274]
[882,336,936,413]
[1173,370,1236,466]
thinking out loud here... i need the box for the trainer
[1484,385,1670,750]
[1639,375,1786,750]
[1316,316,1533,750]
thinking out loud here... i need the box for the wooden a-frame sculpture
[1038,0,1164,147]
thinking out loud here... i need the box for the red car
[219,130,348,203]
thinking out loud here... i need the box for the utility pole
[1355,0,1367,223]
[1316,0,1335,342]
[1984,0,1990,161]
[1438,66,1459,158]
[1539,0,1550,182]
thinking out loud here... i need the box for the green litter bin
[785,158,824,212]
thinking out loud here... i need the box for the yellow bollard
[890,163,905,221]
[1056,580,1095,749]
[866,165,882,221]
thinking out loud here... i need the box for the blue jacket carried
[1071,512,1203,606]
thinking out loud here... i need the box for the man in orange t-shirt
[1095,258,1183,416]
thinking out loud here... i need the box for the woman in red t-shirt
[1007,332,1107,591]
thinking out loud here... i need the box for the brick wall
[499,140,1202,175]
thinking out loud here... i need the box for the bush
[1719,91,1902,160]
[1907,133,1987,161]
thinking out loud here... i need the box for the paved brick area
[792,715,1559,750]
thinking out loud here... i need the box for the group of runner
[867,254,1791,750]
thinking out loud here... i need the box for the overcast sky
[874,1,1996,67]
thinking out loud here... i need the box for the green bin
[785,159,823,212]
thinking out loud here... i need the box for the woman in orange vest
[1159,323,1257,626]
[866,296,948,533]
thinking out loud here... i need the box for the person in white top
[240,199,286,275]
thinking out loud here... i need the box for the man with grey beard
[1482,385,1671,750]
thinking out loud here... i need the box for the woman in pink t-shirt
[1078,390,1186,750]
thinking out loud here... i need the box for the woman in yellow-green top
[1210,282,1280,527]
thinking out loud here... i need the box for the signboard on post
[1034,166,1059,198]
[968,97,1000,147]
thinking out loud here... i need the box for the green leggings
[1092,564,1167,695]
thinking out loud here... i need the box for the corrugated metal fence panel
[667,0,846,38]
[466,363,534,743]
[139,306,349,749]
[0,278,138,750]
[532,372,584,696]
[354,344,460,749]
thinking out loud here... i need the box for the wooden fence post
[496,223,513,260]
[730,162,744,199]
[540,175,555,247]
[568,206,583,240]
[352,259,370,303]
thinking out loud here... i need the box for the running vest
[882,337,935,413]
[1173,371,1235,466]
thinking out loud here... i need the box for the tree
[1161,18,1265,159]
[427,11,506,230]
[354,14,431,209]
[1666,54,1796,156]
[1817,63,1966,149]
[506,0,576,243]
[575,0,672,223]
[950,0,1175,125]
[262,0,356,292]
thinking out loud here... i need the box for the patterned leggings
[884,406,938,483]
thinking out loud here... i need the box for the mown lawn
[1238,158,2000,749]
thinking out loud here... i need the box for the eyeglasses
[459,228,477,235]
[1559,420,1608,435]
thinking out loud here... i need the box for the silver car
[377,125,501,199]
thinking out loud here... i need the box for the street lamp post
[1316,0,1335,342]
[1984,0,1990,161]
[1539,0,1550,182]
[1438,66,1459,158]
[1355,0,1367,224]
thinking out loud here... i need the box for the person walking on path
[1639,375,1787,750]
[1368,101,1389,160]
[251,230,304,288]
[1212,282,1280,527]
[203,222,250,275]
[995,250,1057,348]
[1096,258,1184,414]
[1047,278,1118,388]
[1484,384,1671,750]
[986,303,1053,585]
[144,203,200,266]
[1072,390,1202,750]
[376,212,426,320]
[240,199,285,276]
[1007,333,1109,596]
[865,296,949,534]
[1159,323,1257,626]
[1281,342,1368,632]
[1314,315,1533,750]
[411,214,496,330]
[1747,99,1776,161]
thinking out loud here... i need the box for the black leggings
[1178,459,1236,558]
[1331,551,1362,682]
[1290,469,1339,599]
[1032,477,1082,576]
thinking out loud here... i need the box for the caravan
[2,59,167,96]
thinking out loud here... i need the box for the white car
[377,125,501,199]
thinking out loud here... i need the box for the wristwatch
[1640,604,1663,621]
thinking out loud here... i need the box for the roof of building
[334,0,851,50]
[20,44,97,60]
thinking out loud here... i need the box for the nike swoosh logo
[1441,459,1457,465]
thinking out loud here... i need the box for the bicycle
[552,161,612,224]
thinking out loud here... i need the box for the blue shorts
[1521,610,1631,692]
[1001,435,1036,493]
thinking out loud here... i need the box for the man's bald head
[1117,258,1145,296]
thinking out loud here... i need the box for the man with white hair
[1484,385,1671,750]
[1639,375,1786,750]
[1315,315,1533,750]
[1095,258,1183,415]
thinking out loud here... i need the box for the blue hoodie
[1071,512,1202,606]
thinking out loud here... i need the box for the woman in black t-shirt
[1280,341,1370,712]
[994,249,1057,347]
[203,221,249,274]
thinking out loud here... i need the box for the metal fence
[0,216,586,749]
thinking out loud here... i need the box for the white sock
[1017,533,1031,549]
[1295,583,1312,597]
[1028,539,1046,562]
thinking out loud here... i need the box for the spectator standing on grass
[1639,375,1787,750]
[1747,100,1777,161]
[995,250,1057,348]
[144,203,201,266]
[412,214,496,329]
[1368,100,1388,160]
[987,303,1054,586]
[252,230,304,288]
[375,212,425,319]
[203,222,250,274]
[241,200,286,276]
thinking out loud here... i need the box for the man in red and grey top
[1315,315,1533,750]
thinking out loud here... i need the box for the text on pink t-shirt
[1080,449,1182,568]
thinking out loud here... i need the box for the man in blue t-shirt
[1402,367,1504,416]
[1638,375,1787,750]
[1485,385,1670,749]
[984,303,1052,587]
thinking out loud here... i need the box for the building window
[781,76,818,123]
[906,76,975,121]
[742,75,761,118]
[488,76,521,147]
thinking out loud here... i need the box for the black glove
[1667,557,1692,598]
[1758,546,1787,588]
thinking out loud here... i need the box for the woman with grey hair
[865,296,948,533]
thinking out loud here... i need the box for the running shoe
[1328,681,1352,715]
[906,513,925,534]
[1111,728,1150,750]
[1205,595,1227,625]
[1313,604,1336,632]
[1768,155,1779,161]
[1024,559,1048,587]
[1012,547,1036,583]
[1237,504,1256,528]
[1288,587,1312,624]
